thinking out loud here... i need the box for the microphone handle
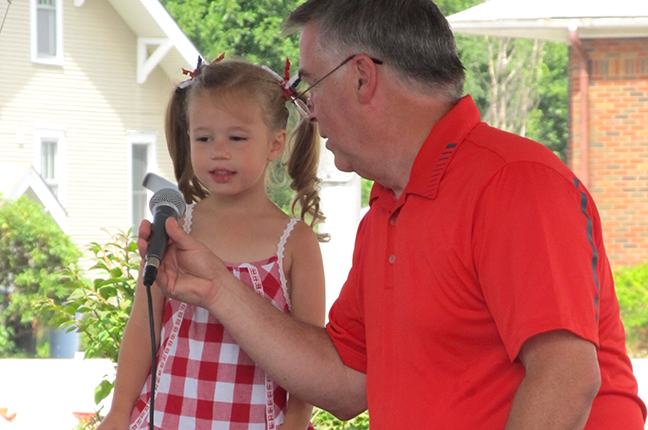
[143,205,177,286]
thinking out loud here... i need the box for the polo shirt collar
[369,95,481,205]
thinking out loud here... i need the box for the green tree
[160,0,305,73]
[441,0,569,159]
[0,195,81,356]
[526,42,569,158]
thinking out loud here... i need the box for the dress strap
[183,203,194,234]
[277,218,298,312]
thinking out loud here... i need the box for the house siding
[0,0,177,266]
[568,38,648,268]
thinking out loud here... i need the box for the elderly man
[139,0,646,428]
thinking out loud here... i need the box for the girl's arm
[97,266,166,430]
[279,222,327,430]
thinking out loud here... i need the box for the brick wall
[568,38,648,268]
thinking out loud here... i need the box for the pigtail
[165,86,208,204]
[286,118,329,242]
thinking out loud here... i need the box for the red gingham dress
[130,204,314,430]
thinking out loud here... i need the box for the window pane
[41,139,57,181]
[132,145,147,190]
[41,139,58,197]
[37,7,57,57]
[132,144,149,228]
[133,193,148,228]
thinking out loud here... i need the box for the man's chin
[332,158,354,173]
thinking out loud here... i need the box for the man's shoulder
[458,123,570,176]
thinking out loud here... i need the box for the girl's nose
[211,140,230,159]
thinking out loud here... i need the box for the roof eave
[106,0,201,84]
[448,17,648,43]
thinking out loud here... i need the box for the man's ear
[268,130,286,162]
[354,55,379,104]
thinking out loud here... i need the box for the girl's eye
[230,136,247,142]
[195,136,210,143]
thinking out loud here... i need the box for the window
[34,128,66,203]
[31,0,63,65]
[128,133,157,229]
[41,138,59,197]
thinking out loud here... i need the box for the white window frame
[127,132,157,229]
[31,0,64,66]
[33,127,66,206]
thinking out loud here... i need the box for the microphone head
[149,188,187,218]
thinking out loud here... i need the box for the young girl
[98,57,326,430]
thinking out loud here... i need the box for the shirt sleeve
[472,161,601,361]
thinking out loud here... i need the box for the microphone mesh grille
[149,188,187,217]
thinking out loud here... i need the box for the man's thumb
[164,216,184,243]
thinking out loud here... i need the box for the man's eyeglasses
[291,54,383,119]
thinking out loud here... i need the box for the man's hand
[137,217,226,310]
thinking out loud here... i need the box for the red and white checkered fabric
[130,210,313,430]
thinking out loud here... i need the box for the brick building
[448,0,648,268]
[572,38,648,266]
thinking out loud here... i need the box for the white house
[0,0,199,264]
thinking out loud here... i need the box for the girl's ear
[267,130,287,162]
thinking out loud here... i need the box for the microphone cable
[143,276,157,430]
[140,187,186,430]
[0,0,12,37]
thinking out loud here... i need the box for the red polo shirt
[326,96,646,429]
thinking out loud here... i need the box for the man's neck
[374,97,455,198]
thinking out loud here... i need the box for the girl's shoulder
[282,219,322,267]
[285,218,318,243]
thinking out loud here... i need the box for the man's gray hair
[285,0,465,101]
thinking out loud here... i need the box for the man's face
[298,24,360,173]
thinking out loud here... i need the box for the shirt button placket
[386,212,398,289]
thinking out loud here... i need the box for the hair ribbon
[262,58,301,101]
[177,53,225,92]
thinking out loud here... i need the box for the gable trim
[11,167,68,232]
[137,37,173,84]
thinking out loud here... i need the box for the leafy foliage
[439,0,569,160]
[615,263,648,356]
[525,42,569,158]
[0,195,81,356]
[311,408,369,430]
[40,229,140,404]
[458,35,568,159]
[160,0,305,73]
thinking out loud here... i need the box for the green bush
[312,408,370,429]
[0,195,81,357]
[40,228,139,404]
[615,262,648,356]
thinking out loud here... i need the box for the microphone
[142,172,179,193]
[142,188,186,287]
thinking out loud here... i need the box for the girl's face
[187,90,285,199]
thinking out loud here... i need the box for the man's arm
[138,218,368,420]
[504,330,601,430]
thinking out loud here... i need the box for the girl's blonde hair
[165,59,327,239]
